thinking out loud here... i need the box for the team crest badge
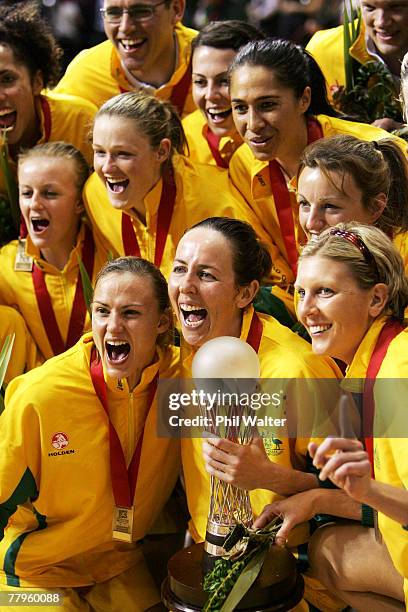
[51,432,69,449]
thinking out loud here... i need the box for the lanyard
[246,310,263,353]
[32,224,95,355]
[204,127,229,169]
[363,319,404,476]
[121,166,176,266]
[268,117,323,276]
[90,347,158,508]
[119,58,192,117]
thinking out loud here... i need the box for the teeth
[207,108,230,115]
[309,325,331,334]
[106,340,128,346]
[122,38,143,45]
[0,109,13,116]
[180,304,203,312]
[105,177,126,183]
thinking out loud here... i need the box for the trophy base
[161,542,304,611]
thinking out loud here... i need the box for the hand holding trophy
[162,338,304,611]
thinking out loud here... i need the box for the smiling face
[0,44,43,149]
[102,0,184,84]
[297,166,382,240]
[169,227,252,348]
[230,64,310,162]
[92,271,169,388]
[296,256,380,364]
[361,0,408,65]
[93,115,167,210]
[192,46,237,138]
[19,156,82,255]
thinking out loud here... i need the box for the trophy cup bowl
[162,337,304,611]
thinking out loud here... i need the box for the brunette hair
[192,20,264,52]
[298,135,408,236]
[0,1,62,88]
[189,217,272,288]
[229,38,337,117]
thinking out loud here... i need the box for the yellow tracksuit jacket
[181,306,341,546]
[306,20,374,102]
[0,92,96,201]
[83,153,279,282]
[0,334,180,588]
[182,109,243,167]
[345,316,408,605]
[0,222,108,368]
[54,23,197,117]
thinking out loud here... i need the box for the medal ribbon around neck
[205,126,229,169]
[90,346,158,508]
[363,318,404,476]
[32,224,95,355]
[246,310,263,353]
[268,117,323,277]
[121,165,176,266]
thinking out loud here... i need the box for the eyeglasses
[100,1,167,23]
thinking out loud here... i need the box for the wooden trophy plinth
[161,542,304,611]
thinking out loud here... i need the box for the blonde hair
[95,92,187,162]
[300,222,408,321]
[18,141,90,192]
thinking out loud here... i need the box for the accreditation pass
[0,592,63,606]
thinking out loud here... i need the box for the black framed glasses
[100,1,167,23]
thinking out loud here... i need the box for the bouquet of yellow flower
[331,2,407,139]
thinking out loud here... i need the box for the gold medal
[14,239,33,272]
[112,505,134,542]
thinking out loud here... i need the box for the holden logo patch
[51,432,69,449]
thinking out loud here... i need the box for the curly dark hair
[0,1,62,88]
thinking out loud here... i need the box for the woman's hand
[202,436,318,494]
[309,438,373,502]
[252,489,318,545]
[202,436,270,490]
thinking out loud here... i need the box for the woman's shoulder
[380,326,408,377]
[317,114,407,150]
[159,344,181,378]
[5,334,94,409]
[258,313,340,378]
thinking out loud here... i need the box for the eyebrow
[297,191,343,201]
[192,71,229,77]
[174,258,221,272]
[231,94,281,103]
[93,301,144,308]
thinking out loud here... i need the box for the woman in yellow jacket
[0,142,107,378]
[167,217,344,610]
[182,20,262,168]
[0,1,96,245]
[0,256,179,611]
[257,224,408,609]
[297,135,408,272]
[85,91,277,282]
[228,38,407,314]
[169,218,350,610]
